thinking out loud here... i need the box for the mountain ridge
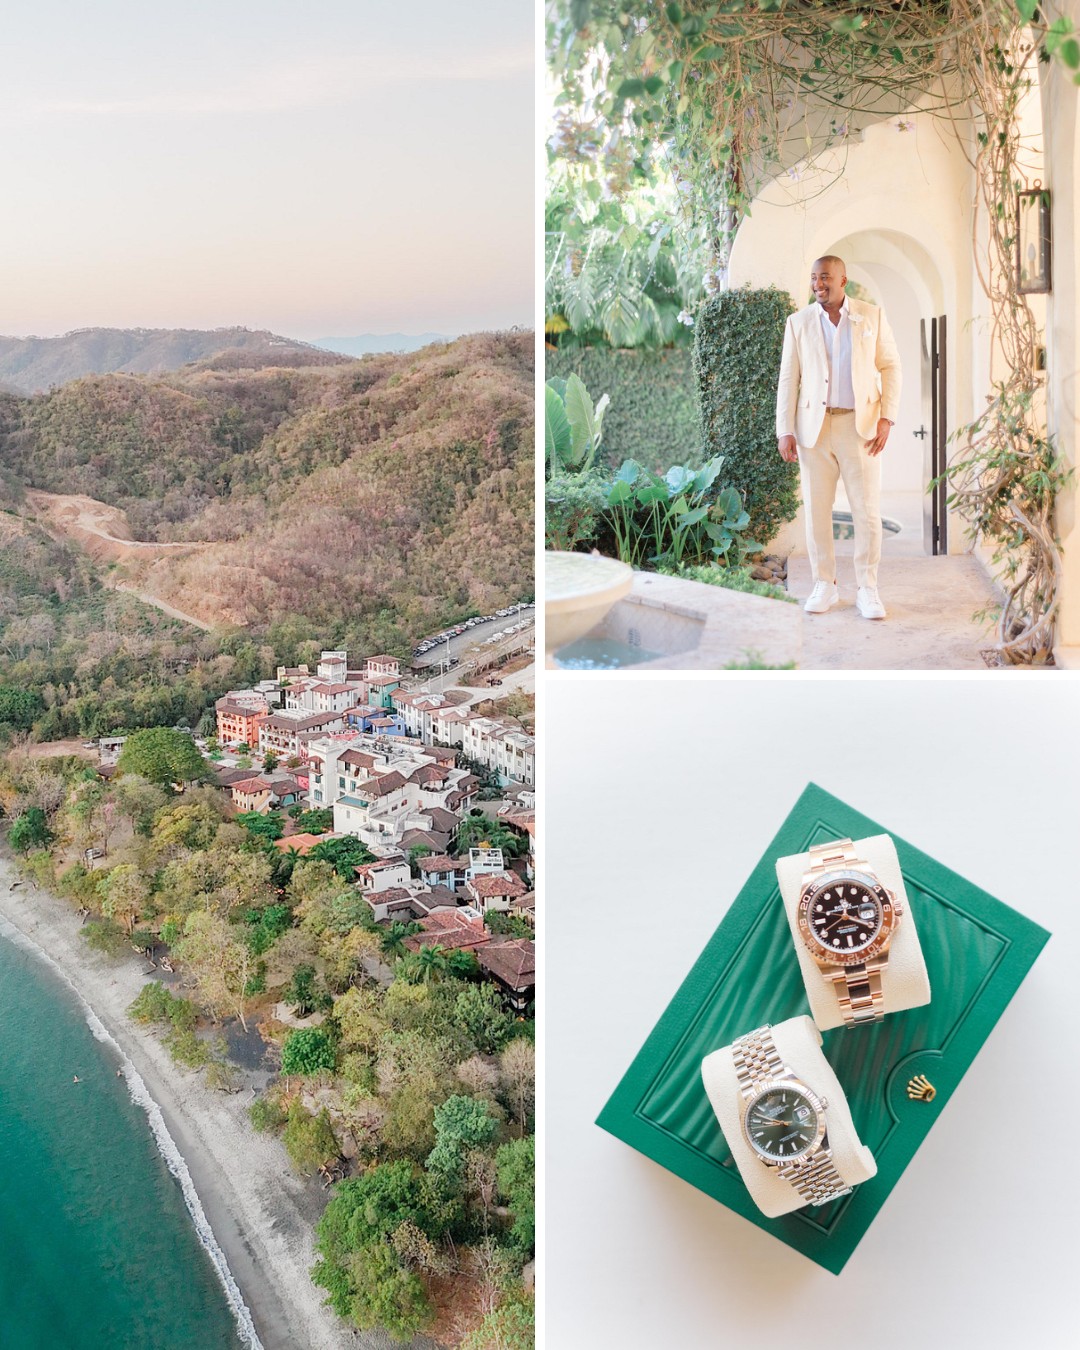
[311,332,453,357]
[0,330,534,653]
[0,326,351,395]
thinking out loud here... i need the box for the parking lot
[411,604,534,670]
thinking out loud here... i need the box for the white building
[306,732,478,849]
[461,714,536,786]
[258,709,346,758]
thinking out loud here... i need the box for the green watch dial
[746,1088,818,1160]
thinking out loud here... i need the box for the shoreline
[0,855,363,1350]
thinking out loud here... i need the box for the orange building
[215,693,270,747]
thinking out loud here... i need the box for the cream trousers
[797,412,882,589]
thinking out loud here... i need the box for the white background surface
[545,677,1078,1350]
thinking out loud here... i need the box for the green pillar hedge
[692,286,799,548]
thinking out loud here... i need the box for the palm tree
[446,948,479,980]
[396,944,449,985]
[380,920,421,960]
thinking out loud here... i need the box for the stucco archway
[729,114,976,558]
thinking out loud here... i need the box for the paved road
[416,660,535,703]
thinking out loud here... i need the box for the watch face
[745,1087,819,1160]
[807,877,883,955]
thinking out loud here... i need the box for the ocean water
[0,924,252,1350]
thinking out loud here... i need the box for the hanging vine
[548,0,1080,663]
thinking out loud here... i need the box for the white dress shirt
[818,296,855,409]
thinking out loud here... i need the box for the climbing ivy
[549,0,1079,661]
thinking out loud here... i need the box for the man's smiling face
[811,258,847,309]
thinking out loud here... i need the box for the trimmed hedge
[693,287,799,547]
[545,346,699,474]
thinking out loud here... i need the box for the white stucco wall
[729,109,983,555]
[1039,6,1080,659]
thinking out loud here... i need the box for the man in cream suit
[776,256,901,619]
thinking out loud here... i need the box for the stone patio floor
[786,549,999,670]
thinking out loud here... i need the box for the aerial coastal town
[1,611,537,1343]
[207,639,536,1012]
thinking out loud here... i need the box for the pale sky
[0,0,533,340]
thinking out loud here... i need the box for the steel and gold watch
[732,1024,852,1206]
[796,838,903,1026]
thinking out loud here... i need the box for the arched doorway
[727,112,979,565]
[825,229,950,557]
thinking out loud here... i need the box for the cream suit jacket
[775,296,902,445]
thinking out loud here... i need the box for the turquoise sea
[0,921,253,1350]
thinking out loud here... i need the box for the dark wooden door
[920,315,948,556]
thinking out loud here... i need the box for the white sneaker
[804,581,839,614]
[856,586,886,619]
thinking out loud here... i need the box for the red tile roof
[403,908,490,953]
[476,939,535,990]
[467,871,528,899]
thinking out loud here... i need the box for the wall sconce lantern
[1017,182,1052,294]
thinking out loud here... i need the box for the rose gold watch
[796,838,903,1026]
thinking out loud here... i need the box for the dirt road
[108,580,215,631]
[24,489,207,565]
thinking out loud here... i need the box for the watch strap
[731,1025,786,1100]
[776,1150,853,1205]
[805,837,864,875]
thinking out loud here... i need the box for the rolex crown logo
[906,1073,936,1103]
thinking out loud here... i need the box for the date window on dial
[794,1105,811,1123]
[858,904,877,921]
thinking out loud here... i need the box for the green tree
[316,1160,439,1251]
[283,1101,339,1173]
[496,1136,535,1256]
[485,912,532,939]
[283,964,331,1017]
[427,1094,499,1180]
[308,834,375,879]
[293,807,333,833]
[262,750,279,773]
[235,810,284,841]
[150,798,222,854]
[249,1095,288,1132]
[460,1293,534,1350]
[117,727,206,788]
[243,903,292,954]
[114,774,170,835]
[8,807,53,853]
[310,1236,432,1344]
[173,910,257,1029]
[454,815,525,859]
[0,685,45,731]
[407,843,432,876]
[380,920,422,960]
[97,863,150,933]
[454,983,516,1055]
[281,1026,337,1076]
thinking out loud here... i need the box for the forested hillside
[0,332,533,738]
[0,327,344,395]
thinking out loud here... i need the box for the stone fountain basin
[545,551,634,654]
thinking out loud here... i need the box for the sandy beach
[0,853,400,1350]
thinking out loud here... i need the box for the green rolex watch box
[595,783,1051,1274]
